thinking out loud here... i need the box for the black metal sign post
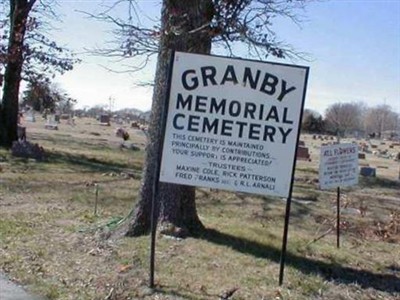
[278,151,300,286]
[336,186,341,248]
[150,51,309,287]
[320,142,359,250]
[279,193,294,286]
[278,68,309,286]
[149,51,175,289]
[149,166,158,288]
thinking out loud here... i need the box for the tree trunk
[125,0,213,237]
[0,0,34,148]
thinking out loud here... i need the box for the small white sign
[160,52,309,198]
[319,143,359,189]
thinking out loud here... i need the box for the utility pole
[108,96,115,113]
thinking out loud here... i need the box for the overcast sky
[49,0,400,114]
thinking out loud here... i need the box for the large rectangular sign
[319,143,359,189]
[159,52,309,197]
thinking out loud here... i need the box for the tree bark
[125,0,213,237]
[0,0,35,148]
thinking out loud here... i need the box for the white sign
[160,52,309,197]
[319,143,359,189]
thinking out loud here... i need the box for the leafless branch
[85,0,313,75]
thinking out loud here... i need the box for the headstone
[17,126,26,141]
[67,116,76,126]
[116,128,129,141]
[360,167,376,177]
[60,114,70,120]
[131,121,140,129]
[395,152,400,161]
[358,153,366,159]
[297,146,311,161]
[100,114,110,126]
[45,115,58,130]
[25,112,36,122]
[371,145,378,149]
[379,149,388,155]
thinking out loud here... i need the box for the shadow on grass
[359,176,400,189]
[196,228,400,294]
[154,286,217,300]
[47,151,143,174]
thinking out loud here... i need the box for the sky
[43,0,400,115]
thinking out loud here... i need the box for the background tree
[21,80,53,112]
[364,104,399,138]
[301,108,324,133]
[95,0,312,237]
[324,102,365,139]
[85,104,108,119]
[21,81,76,114]
[0,0,78,147]
[57,94,76,115]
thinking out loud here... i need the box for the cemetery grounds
[0,117,399,300]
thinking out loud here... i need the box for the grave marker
[45,115,58,130]
[297,146,311,161]
[360,167,376,177]
[99,114,110,126]
[25,112,36,122]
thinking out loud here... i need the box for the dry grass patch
[0,124,399,299]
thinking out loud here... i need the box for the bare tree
[21,81,76,114]
[301,108,324,133]
[364,104,399,138]
[94,0,313,237]
[324,102,365,139]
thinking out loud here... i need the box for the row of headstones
[297,140,399,179]
[358,142,400,160]
[312,135,335,141]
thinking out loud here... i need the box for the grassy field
[0,117,399,300]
